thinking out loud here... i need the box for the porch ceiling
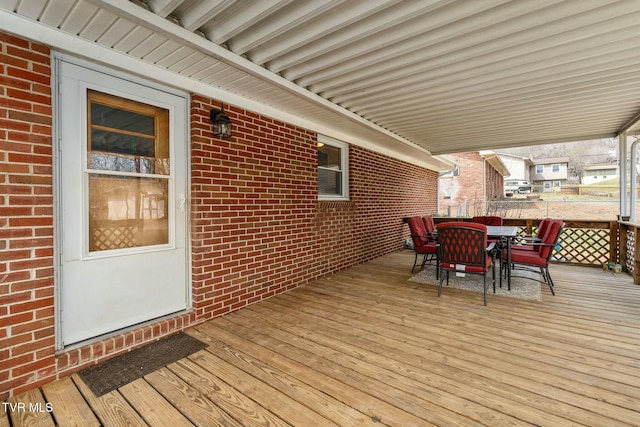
[2,0,640,160]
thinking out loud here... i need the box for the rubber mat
[77,332,207,396]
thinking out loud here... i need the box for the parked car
[504,180,531,195]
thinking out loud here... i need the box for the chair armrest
[514,236,542,245]
[413,231,438,239]
[525,241,556,247]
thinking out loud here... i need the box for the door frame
[52,53,192,350]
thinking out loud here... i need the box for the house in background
[498,153,532,182]
[530,157,570,192]
[582,164,619,185]
[438,151,509,216]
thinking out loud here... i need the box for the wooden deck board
[0,409,8,427]
[166,357,293,427]
[41,376,100,427]
[143,368,238,427]
[118,378,194,427]
[182,339,363,427]
[6,389,54,427]
[3,251,640,426]
[72,373,148,426]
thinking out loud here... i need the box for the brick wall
[0,32,440,399]
[439,152,504,216]
[0,34,56,400]
[315,147,439,273]
[190,95,320,319]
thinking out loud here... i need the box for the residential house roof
[531,157,570,165]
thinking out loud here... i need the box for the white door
[57,60,189,346]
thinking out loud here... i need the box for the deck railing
[430,217,640,285]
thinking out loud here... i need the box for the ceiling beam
[201,0,292,45]
[147,0,185,18]
[228,1,339,56]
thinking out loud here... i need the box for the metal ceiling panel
[58,2,101,35]
[1,0,639,162]
[40,0,77,27]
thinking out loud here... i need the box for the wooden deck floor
[3,250,640,426]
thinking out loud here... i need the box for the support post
[619,133,628,218]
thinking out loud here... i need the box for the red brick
[0,248,31,261]
[8,217,52,227]
[11,317,54,335]
[0,290,32,306]
[0,331,32,349]
[7,152,51,165]
[7,66,50,85]
[0,53,28,69]
[9,297,54,315]
[11,371,57,397]
[5,45,50,67]
[0,353,34,371]
[0,184,33,195]
[11,336,55,357]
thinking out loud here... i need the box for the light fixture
[210,103,232,138]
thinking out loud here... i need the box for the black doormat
[78,332,207,397]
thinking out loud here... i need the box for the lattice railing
[554,226,610,265]
[624,227,635,274]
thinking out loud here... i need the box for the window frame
[552,163,560,173]
[317,135,349,201]
[535,165,544,174]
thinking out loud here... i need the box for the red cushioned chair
[472,215,503,226]
[436,222,496,305]
[422,215,436,235]
[503,219,564,295]
[408,216,439,274]
[472,215,504,248]
[512,217,552,251]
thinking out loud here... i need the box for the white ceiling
[2,0,640,164]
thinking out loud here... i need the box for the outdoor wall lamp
[210,103,232,138]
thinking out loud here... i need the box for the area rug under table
[408,267,542,301]
[78,332,207,397]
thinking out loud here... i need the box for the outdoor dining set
[407,215,565,305]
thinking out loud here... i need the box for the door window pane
[88,175,168,251]
[91,103,155,135]
[87,90,170,175]
[86,90,171,252]
[91,130,156,157]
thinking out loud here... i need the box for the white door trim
[53,53,192,349]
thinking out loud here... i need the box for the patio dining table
[486,225,519,290]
